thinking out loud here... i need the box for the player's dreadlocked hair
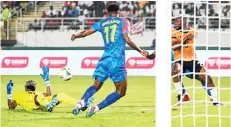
[25,80,37,91]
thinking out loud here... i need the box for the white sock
[94,106,99,112]
[76,100,85,108]
[210,88,218,103]
[174,82,182,95]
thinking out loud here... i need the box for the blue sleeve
[91,21,101,32]
[121,18,130,34]
[171,50,174,61]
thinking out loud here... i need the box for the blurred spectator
[93,1,105,17]
[197,18,206,29]
[1,6,11,20]
[64,1,69,7]
[222,5,230,17]
[10,6,16,18]
[47,5,57,17]
[29,19,41,31]
[65,6,73,17]
[41,11,47,18]
[71,7,79,17]
[196,3,206,16]
[138,1,148,9]
[57,11,62,17]
[172,3,181,17]
[208,4,218,16]
[184,3,194,16]
[78,11,85,22]
[71,1,77,8]
[103,8,107,17]
[62,1,155,18]
[40,12,46,28]
[153,3,156,16]
[83,8,89,17]
[61,7,66,16]
[7,1,13,8]
[32,19,40,27]
[221,19,230,30]
[14,1,21,10]
[132,9,139,24]
[120,1,127,10]
[47,13,57,26]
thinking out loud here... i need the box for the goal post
[155,0,172,127]
[170,0,231,127]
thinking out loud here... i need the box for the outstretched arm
[146,51,156,60]
[123,34,148,56]
[40,66,52,96]
[71,28,95,41]
[44,85,52,97]
[7,80,17,110]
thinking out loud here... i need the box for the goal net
[170,1,231,127]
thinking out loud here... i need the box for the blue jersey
[91,17,129,60]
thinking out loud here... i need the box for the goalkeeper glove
[40,66,50,85]
[6,80,14,99]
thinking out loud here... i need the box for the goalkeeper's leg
[197,67,224,106]
[55,92,77,106]
[36,94,49,106]
[36,94,56,112]
[172,63,190,103]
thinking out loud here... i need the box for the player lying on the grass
[146,44,190,104]
[171,17,223,106]
[7,66,93,112]
[71,3,149,118]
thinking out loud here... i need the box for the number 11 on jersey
[104,24,117,43]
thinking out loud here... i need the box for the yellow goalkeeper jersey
[13,91,48,112]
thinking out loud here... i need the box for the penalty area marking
[172,103,214,110]
[172,102,229,110]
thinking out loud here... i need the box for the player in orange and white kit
[7,66,93,112]
[172,17,223,106]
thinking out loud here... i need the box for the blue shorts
[93,57,127,83]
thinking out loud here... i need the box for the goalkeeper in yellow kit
[7,66,93,112]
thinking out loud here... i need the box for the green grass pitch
[1,76,154,127]
[1,76,231,127]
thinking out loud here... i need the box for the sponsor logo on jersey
[2,57,29,68]
[40,57,67,68]
[81,57,100,68]
[126,57,155,69]
[205,57,231,70]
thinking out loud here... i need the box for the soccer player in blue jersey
[71,3,148,118]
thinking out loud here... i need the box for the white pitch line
[172,102,229,110]
[172,104,214,109]
[1,108,154,122]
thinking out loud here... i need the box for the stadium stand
[172,2,230,31]
[1,1,230,45]
[26,1,156,31]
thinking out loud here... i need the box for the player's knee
[172,64,181,75]
[93,80,104,91]
[117,90,126,97]
[172,76,180,83]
